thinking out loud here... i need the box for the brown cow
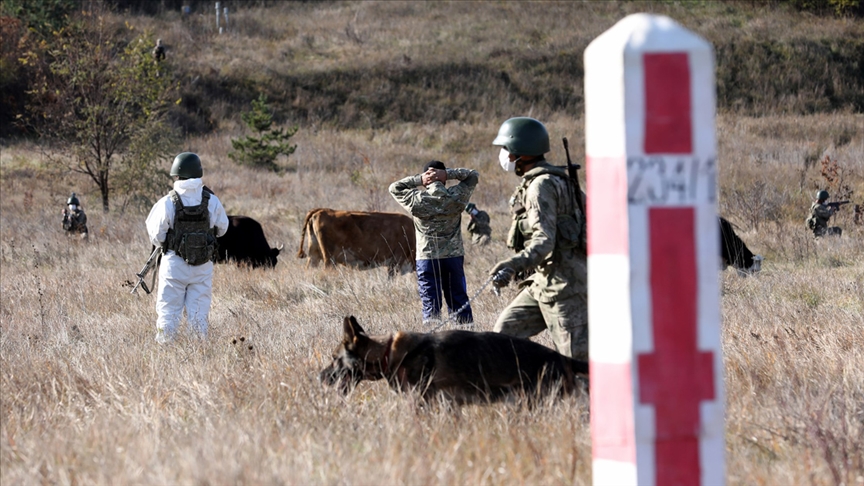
[297,208,416,276]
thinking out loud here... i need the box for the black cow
[719,217,762,276]
[216,215,282,269]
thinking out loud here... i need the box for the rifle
[131,246,161,295]
[826,200,850,210]
[62,209,72,231]
[562,137,587,248]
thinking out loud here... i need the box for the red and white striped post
[585,14,725,486]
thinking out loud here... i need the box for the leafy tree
[25,4,179,212]
[0,0,80,40]
[0,16,28,136]
[229,94,298,173]
[0,0,80,136]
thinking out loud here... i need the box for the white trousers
[155,253,214,343]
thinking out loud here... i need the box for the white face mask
[499,148,515,172]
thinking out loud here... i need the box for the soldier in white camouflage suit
[146,153,228,343]
[390,161,479,324]
[488,117,588,360]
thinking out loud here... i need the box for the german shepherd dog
[319,316,589,404]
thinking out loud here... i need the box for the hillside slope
[146,1,864,134]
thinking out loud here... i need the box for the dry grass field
[2,2,864,485]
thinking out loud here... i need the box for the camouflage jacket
[504,160,586,303]
[467,210,491,236]
[63,209,88,232]
[389,168,479,260]
[809,202,835,231]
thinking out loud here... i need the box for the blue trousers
[416,256,473,323]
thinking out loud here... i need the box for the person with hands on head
[488,117,588,360]
[390,160,479,326]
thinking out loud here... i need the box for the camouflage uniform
[466,208,492,245]
[807,202,841,237]
[493,160,588,360]
[62,207,89,237]
[390,168,479,323]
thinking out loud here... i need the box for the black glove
[489,261,516,290]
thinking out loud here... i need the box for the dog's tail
[569,358,589,376]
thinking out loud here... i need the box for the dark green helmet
[492,117,550,156]
[67,193,80,206]
[170,152,203,179]
[816,190,829,201]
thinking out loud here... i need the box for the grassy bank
[2,2,863,137]
[143,1,864,134]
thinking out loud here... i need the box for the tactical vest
[164,190,216,265]
[807,202,830,231]
[506,165,585,254]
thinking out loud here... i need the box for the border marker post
[585,14,725,486]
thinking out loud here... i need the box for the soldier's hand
[489,262,516,291]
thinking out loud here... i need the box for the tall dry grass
[2,2,864,485]
[2,111,863,484]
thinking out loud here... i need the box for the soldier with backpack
[488,117,588,360]
[145,152,229,343]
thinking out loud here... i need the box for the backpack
[164,190,216,265]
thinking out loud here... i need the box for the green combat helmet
[816,190,829,201]
[492,117,550,156]
[170,152,203,179]
[67,193,80,206]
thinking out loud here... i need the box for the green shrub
[228,94,298,173]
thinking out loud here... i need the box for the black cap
[423,160,446,172]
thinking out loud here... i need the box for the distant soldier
[806,190,843,237]
[152,38,166,63]
[465,203,491,245]
[62,193,88,239]
[152,38,166,77]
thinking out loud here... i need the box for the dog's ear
[343,316,367,342]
